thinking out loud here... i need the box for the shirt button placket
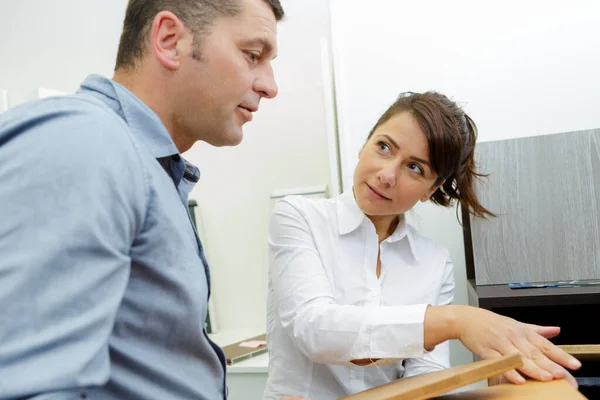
[371,288,380,305]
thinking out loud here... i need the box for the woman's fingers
[530,324,560,339]
[455,307,581,387]
[525,333,581,388]
[533,335,581,371]
[502,368,527,384]
[518,331,581,374]
[561,368,579,389]
[493,338,551,383]
[497,327,582,386]
[513,346,554,382]
[479,348,527,385]
[547,364,578,389]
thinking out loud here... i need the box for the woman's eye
[409,163,424,175]
[377,141,390,152]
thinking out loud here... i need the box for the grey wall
[469,129,600,285]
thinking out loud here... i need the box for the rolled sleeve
[367,303,429,359]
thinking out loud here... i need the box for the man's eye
[245,52,259,63]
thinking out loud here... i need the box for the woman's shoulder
[271,194,337,225]
[274,194,334,211]
[405,223,451,259]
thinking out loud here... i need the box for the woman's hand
[452,305,580,387]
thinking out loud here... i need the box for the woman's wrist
[424,305,462,349]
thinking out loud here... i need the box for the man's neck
[112,69,192,154]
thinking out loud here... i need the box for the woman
[264,92,580,400]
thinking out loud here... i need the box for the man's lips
[239,104,258,112]
[237,106,254,122]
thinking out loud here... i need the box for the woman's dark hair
[367,91,495,220]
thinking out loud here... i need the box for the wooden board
[433,379,587,399]
[338,354,523,400]
[558,344,600,360]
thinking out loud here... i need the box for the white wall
[184,0,333,331]
[329,0,600,367]
[0,0,125,105]
[0,0,333,333]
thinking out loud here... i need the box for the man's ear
[420,179,445,202]
[150,11,188,71]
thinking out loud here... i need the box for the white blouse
[263,190,455,400]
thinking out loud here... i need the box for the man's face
[173,0,279,147]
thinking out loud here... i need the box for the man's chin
[206,127,244,147]
[226,130,244,146]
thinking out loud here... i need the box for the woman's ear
[420,180,445,202]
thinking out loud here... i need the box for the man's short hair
[115,0,285,70]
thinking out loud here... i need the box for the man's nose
[254,64,278,99]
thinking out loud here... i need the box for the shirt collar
[336,188,420,261]
[336,190,368,235]
[77,74,180,159]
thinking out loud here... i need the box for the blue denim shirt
[0,75,226,399]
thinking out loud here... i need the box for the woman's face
[353,111,442,218]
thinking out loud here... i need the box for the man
[0,0,282,398]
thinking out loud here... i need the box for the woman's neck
[368,215,400,243]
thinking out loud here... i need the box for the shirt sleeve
[268,198,429,366]
[0,98,147,397]
[401,257,455,377]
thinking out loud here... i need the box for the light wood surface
[558,344,600,360]
[338,354,522,400]
[433,379,587,399]
[469,128,600,285]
